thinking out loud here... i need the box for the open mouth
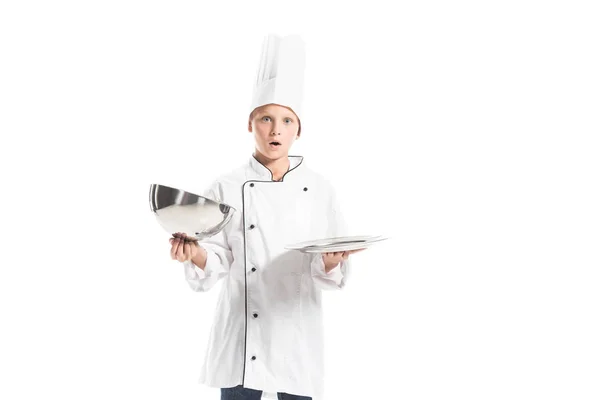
[269,141,281,148]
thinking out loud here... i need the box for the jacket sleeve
[183,181,233,292]
[310,180,351,290]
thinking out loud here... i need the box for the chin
[264,148,287,158]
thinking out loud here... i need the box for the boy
[169,34,365,400]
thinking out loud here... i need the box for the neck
[253,150,290,181]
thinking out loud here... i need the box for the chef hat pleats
[250,34,305,122]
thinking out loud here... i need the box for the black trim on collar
[251,155,304,182]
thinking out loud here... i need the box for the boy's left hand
[322,248,366,273]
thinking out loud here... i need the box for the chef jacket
[182,155,351,400]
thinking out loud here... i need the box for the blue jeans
[220,385,312,400]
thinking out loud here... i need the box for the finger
[169,238,177,259]
[184,242,192,261]
[342,251,349,260]
[185,235,197,244]
[186,234,198,243]
[176,239,186,262]
[170,238,180,260]
[176,238,185,261]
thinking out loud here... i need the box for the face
[248,103,300,160]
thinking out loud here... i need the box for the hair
[249,104,302,136]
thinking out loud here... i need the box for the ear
[248,120,252,133]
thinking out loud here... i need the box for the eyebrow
[258,113,294,120]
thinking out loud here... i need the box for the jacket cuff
[184,248,223,280]
[311,253,344,286]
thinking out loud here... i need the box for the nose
[271,120,282,135]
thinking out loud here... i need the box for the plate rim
[297,236,388,253]
[285,235,383,250]
[298,242,379,254]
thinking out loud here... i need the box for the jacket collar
[248,154,304,182]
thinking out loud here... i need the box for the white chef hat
[250,33,306,123]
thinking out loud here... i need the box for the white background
[1,1,599,399]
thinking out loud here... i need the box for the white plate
[285,235,382,250]
[299,236,388,253]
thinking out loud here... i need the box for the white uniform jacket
[183,155,351,400]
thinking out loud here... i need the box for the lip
[268,143,281,150]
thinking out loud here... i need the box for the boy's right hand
[170,232,203,263]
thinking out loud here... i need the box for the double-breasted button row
[245,181,263,368]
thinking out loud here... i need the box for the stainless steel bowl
[149,183,235,241]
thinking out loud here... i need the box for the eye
[284,118,292,124]
[261,116,271,122]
